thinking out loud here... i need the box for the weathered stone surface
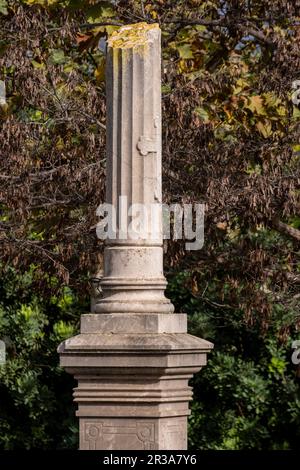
[59,313,213,450]
[59,331,211,354]
[80,313,187,334]
[80,417,187,450]
[94,23,173,315]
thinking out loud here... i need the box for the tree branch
[79,17,273,47]
[162,17,223,26]
[80,21,123,30]
[239,25,274,47]
[272,218,300,242]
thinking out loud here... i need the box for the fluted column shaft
[95,23,173,314]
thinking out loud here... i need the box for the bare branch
[79,17,273,47]
[79,21,123,30]
[162,17,223,26]
[272,218,300,242]
[239,25,274,47]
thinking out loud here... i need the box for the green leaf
[177,43,194,59]
[246,164,262,175]
[268,357,286,377]
[233,78,250,95]
[50,49,65,65]
[276,105,286,116]
[0,0,8,15]
[31,59,45,69]
[293,106,300,119]
[263,92,281,108]
[194,106,210,123]
[53,320,75,339]
[195,25,207,33]
[32,109,43,121]
[289,216,300,229]
[162,84,172,94]
[86,2,115,23]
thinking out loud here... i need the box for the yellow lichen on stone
[108,22,159,49]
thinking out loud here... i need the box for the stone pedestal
[58,23,213,450]
[58,314,213,450]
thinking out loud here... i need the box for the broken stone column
[95,22,172,316]
[58,23,213,451]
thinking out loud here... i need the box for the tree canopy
[0,0,300,449]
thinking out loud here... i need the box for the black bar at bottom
[0,451,297,468]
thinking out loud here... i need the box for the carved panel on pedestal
[160,418,187,450]
[81,420,157,450]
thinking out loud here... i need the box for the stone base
[58,314,213,450]
[80,417,187,450]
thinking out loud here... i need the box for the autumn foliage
[0,0,300,449]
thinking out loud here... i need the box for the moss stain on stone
[108,22,159,50]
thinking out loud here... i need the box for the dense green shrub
[167,270,300,449]
[0,261,299,449]
[0,266,84,449]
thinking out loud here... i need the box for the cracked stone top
[108,22,159,49]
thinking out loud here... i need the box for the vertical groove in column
[116,47,122,232]
[113,47,120,211]
[131,47,136,207]
[127,48,133,210]
[141,44,145,210]
[118,48,133,232]
[106,45,113,207]
[110,48,116,215]
[131,47,139,206]
[149,39,155,206]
